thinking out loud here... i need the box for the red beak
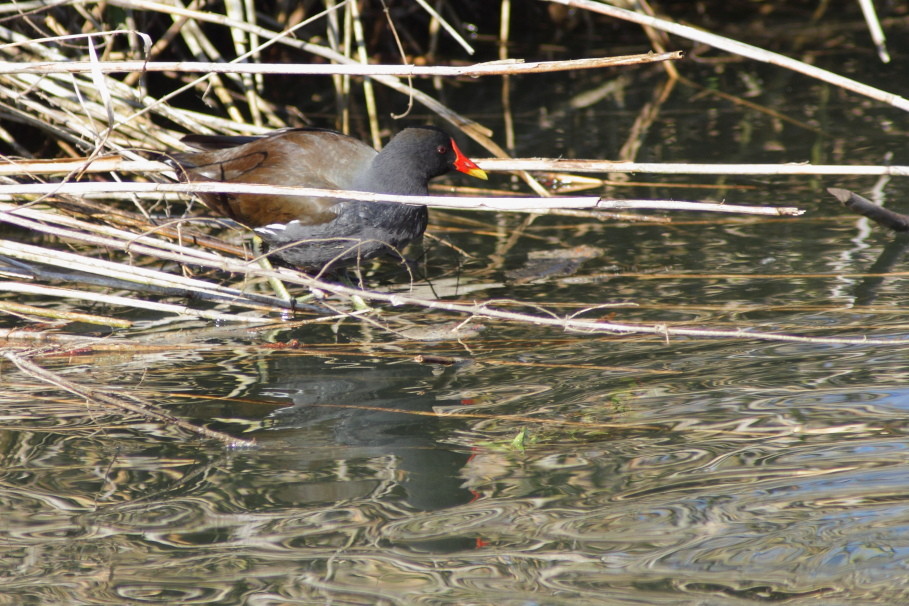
[450,138,488,180]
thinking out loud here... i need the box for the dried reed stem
[0,181,803,215]
[0,53,683,77]
[546,0,909,111]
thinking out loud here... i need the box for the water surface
[4,5,909,605]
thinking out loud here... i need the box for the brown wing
[171,129,377,227]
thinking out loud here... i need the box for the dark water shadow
[248,354,477,550]
[853,233,909,306]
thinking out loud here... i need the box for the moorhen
[167,126,488,269]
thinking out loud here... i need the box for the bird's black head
[368,127,487,195]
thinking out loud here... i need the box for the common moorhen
[168,126,488,269]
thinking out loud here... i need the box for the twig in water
[828,187,909,232]
[2,350,254,447]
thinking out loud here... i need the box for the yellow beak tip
[468,168,489,181]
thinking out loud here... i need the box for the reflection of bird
[828,187,909,305]
[166,126,487,269]
[259,359,475,515]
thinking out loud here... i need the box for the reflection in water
[852,234,909,306]
[253,355,477,551]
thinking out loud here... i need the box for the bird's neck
[355,152,431,196]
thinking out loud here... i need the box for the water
[5,6,909,605]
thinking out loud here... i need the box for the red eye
[436,145,448,155]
